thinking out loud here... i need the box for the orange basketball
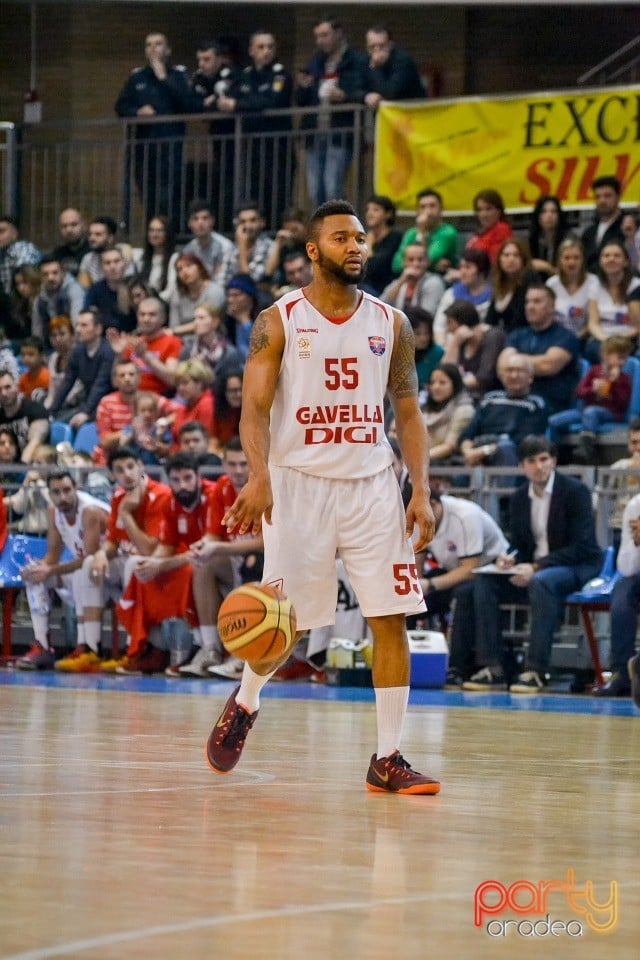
[217,582,297,664]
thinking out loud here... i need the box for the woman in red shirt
[466,188,513,263]
[170,359,215,448]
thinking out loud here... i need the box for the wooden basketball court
[1,675,638,959]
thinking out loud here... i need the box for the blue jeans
[548,405,618,441]
[474,561,602,675]
[305,135,352,209]
[610,574,640,672]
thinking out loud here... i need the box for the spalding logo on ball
[217,582,297,664]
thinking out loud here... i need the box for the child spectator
[548,335,633,462]
[127,390,174,465]
[19,336,50,402]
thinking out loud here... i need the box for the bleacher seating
[49,421,73,447]
[73,421,99,453]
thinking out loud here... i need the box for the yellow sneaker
[56,645,101,673]
[100,656,128,674]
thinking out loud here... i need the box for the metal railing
[1,105,374,247]
[577,35,640,85]
[0,122,18,218]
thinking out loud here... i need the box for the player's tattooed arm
[247,311,270,360]
[388,312,419,399]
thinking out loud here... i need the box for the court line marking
[0,770,275,798]
[5,878,637,960]
[0,892,466,960]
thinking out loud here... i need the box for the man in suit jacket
[581,175,626,272]
[463,435,602,694]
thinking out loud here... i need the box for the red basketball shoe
[206,686,258,774]
[366,751,441,795]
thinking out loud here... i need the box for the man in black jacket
[464,436,602,693]
[115,32,197,225]
[581,176,626,272]
[296,17,367,208]
[363,26,424,109]
[50,308,114,430]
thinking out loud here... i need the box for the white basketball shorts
[262,465,426,631]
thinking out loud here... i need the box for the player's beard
[175,487,200,508]
[317,248,366,285]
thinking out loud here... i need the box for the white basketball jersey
[55,490,109,558]
[270,288,395,479]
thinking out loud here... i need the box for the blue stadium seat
[73,421,99,453]
[565,546,621,687]
[50,421,73,446]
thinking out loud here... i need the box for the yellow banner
[375,85,640,214]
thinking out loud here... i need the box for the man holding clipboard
[463,436,602,694]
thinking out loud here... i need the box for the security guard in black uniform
[217,31,294,228]
[191,40,240,116]
[115,32,197,229]
[190,39,241,230]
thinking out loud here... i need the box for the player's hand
[90,552,108,585]
[23,561,51,584]
[137,105,157,116]
[223,475,273,536]
[190,538,220,567]
[405,493,435,552]
[119,485,143,514]
[134,558,161,582]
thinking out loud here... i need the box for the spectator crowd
[0,21,639,703]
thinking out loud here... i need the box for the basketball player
[206,199,440,795]
[86,445,172,672]
[17,471,110,671]
[118,445,262,677]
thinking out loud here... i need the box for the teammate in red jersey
[120,441,262,676]
[86,445,172,671]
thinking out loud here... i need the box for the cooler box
[408,630,448,688]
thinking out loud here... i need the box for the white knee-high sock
[31,614,50,648]
[375,686,410,759]
[83,619,101,653]
[199,625,221,651]
[237,662,277,713]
